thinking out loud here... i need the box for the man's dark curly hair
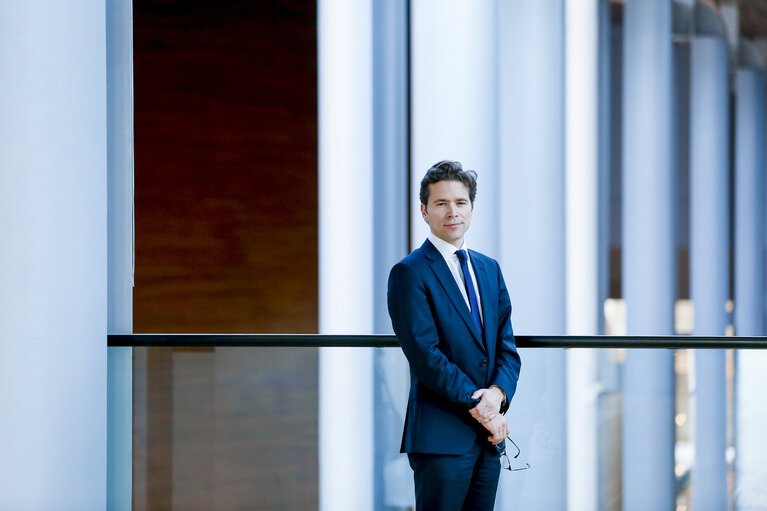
[419,160,478,206]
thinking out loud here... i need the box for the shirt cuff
[490,385,509,413]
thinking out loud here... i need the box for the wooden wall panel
[132,2,318,509]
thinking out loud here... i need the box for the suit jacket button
[480,360,488,367]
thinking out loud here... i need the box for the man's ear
[420,203,428,223]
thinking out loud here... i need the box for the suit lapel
[421,240,485,351]
[469,250,496,361]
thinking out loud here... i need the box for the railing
[114,333,767,509]
[108,334,767,348]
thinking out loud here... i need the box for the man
[387,160,521,510]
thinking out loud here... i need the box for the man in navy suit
[387,160,521,510]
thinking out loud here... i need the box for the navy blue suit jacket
[387,239,521,455]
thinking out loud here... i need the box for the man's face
[421,180,473,248]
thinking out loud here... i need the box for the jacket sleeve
[489,261,521,414]
[388,261,479,410]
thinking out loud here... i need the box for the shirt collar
[428,232,468,262]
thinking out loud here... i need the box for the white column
[734,65,767,511]
[622,0,676,509]
[410,0,499,254]
[689,34,729,511]
[371,0,412,508]
[106,1,134,509]
[565,1,599,510]
[0,1,108,508]
[498,1,567,509]
[318,1,375,510]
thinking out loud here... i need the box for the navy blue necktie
[455,250,482,334]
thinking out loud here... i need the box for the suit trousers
[408,435,501,511]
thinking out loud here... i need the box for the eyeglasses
[500,436,531,472]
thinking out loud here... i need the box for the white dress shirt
[427,233,484,326]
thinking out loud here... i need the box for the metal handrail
[107,334,767,349]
